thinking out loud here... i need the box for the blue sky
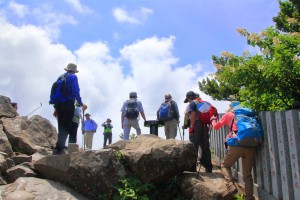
[0,0,279,149]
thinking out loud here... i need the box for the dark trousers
[189,120,213,171]
[55,101,74,152]
[69,121,79,143]
[103,132,112,147]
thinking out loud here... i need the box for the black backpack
[125,99,139,119]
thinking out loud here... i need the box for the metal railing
[210,110,300,200]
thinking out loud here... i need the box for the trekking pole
[177,123,183,141]
[26,103,42,117]
[82,109,85,151]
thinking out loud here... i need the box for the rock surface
[1,177,89,200]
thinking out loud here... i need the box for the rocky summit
[0,95,232,200]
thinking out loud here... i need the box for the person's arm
[211,112,233,130]
[138,101,146,121]
[173,101,180,122]
[121,113,125,129]
[140,112,146,121]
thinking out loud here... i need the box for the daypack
[49,73,70,105]
[227,107,263,147]
[193,99,218,124]
[157,101,176,121]
[125,99,139,119]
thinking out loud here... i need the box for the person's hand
[182,124,188,129]
[210,116,217,122]
[189,127,194,134]
[53,110,57,118]
[82,104,87,111]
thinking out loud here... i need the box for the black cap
[184,91,196,103]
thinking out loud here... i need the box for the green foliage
[234,193,244,200]
[115,150,123,161]
[273,0,300,33]
[113,177,155,200]
[199,0,300,111]
[130,133,136,140]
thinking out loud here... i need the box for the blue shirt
[64,72,83,105]
[84,119,98,131]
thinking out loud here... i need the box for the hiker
[183,93,199,129]
[51,63,87,155]
[102,118,113,147]
[210,102,256,200]
[121,92,146,140]
[11,102,19,117]
[69,102,83,144]
[83,113,98,150]
[11,102,18,111]
[157,94,180,139]
[184,91,213,172]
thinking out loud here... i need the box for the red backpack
[193,99,218,124]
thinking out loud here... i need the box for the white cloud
[0,20,228,150]
[7,0,29,18]
[31,5,77,40]
[112,7,153,24]
[64,0,92,14]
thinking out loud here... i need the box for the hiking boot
[52,149,66,155]
[205,168,212,173]
[222,183,238,199]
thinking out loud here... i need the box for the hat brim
[184,98,188,103]
[84,114,91,116]
[64,67,79,73]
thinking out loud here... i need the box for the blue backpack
[227,108,263,147]
[49,73,71,105]
[157,101,176,121]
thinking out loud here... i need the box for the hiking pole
[177,123,183,141]
[26,103,42,117]
[82,109,85,151]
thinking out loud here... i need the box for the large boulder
[0,96,17,118]
[1,177,89,200]
[109,134,197,184]
[1,115,57,155]
[0,125,14,157]
[34,135,197,199]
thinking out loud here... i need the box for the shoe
[52,149,65,155]
[222,183,238,198]
[205,168,212,173]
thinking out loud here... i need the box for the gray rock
[5,165,37,183]
[11,154,32,165]
[0,96,18,118]
[0,125,14,157]
[1,177,89,200]
[34,135,198,199]
[1,115,57,155]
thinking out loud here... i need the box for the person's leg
[69,122,78,143]
[196,121,212,171]
[131,119,141,135]
[221,146,242,182]
[85,131,93,149]
[108,133,112,144]
[54,102,74,154]
[123,118,131,140]
[103,133,108,147]
[164,121,171,139]
[242,148,256,200]
[168,119,178,139]
[221,146,242,197]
